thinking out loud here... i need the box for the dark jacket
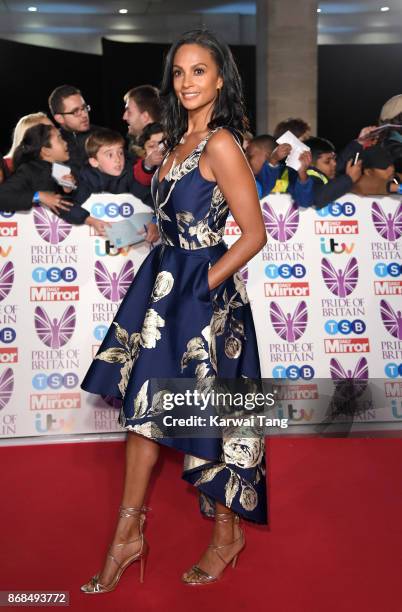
[256,161,314,207]
[0,159,65,211]
[307,167,353,209]
[337,131,402,175]
[63,161,154,225]
[59,124,101,178]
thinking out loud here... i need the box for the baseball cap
[380,94,402,121]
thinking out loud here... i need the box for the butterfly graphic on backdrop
[321,257,358,297]
[371,202,402,241]
[0,262,14,301]
[262,201,299,242]
[33,206,72,244]
[380,299,402,339]
[270,300,308,342]
[0,368,14,410]
[240,265,248,286]
[330,357,369,398]
[94,261,134,302]
[34,306,76,349]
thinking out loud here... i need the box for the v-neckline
[157,131,213,185]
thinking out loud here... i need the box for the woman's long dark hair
[13,124,53,169]
[160,29,249,149]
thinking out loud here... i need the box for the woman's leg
[183,501,244,581]
[90,432,160,586]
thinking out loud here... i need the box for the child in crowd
[273,117,311,141]
[0,123,73,214]
[245,135,276,197]
[132,122,164,187]
[251,137,314,206]
[353,146,400,196]
[64,128,154,236]
[303,137,362,208]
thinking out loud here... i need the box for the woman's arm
[202,129,267,291]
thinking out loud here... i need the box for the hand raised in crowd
[297,150,313,182]
[269,143,291,166]
[38,191,73,214]
[346,158,363,183]
[61,173,77,194]
[357,126,379,147]
[85,216,111,237]
[144,149,164,169]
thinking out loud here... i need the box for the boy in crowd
[353,146,399,196]
[251,136,314,206]
[303,137,362,208]
[61,128,155,240]
[273,117,311,141]
[245,135,276,196]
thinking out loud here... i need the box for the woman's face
[172,43,223,114]
[41,127,69,163]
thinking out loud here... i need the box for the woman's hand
[84,216,111,237]
[38,191,73,214]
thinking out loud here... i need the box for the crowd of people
[1,85,402,243]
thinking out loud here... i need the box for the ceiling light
[28,6,38,11]
[317,8,322,13]
[119,8,128,14]
[380,6,390,11]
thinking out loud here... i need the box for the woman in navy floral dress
[81,29,267,592]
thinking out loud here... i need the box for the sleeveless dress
[82,128,267,524]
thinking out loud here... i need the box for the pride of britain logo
[270,301,308,342]
[0,368,14,410]
[372,202,402,241]
[33,207,72,244]
[94,261,134,301]
[321,257,358,297]
[262,202,299,242]
[34,306,76,349]
[0,262,14,301]
[380,299,402,339]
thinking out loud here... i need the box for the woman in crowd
[81,28,267,593]
[2,111,54,177]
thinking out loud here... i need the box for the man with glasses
[48,84,101,176]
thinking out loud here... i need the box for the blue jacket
[256,161,314,207]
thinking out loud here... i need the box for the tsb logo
[32,372,79,390]
[374,263,402,278]
[384,363,402,378]
[316,202,356,217]
[32,267,77,283]
[264,263,306,279]
[324,319,366,335]
[0,327,16,343]
[272,365,314,380]
[90,203,134,219]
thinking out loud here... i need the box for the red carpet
[1,437,402,612]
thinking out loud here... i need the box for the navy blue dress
[82,128,267,524]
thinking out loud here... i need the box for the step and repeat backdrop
[0,193,401,441]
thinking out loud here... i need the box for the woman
[81,29,267,592]
[3,111,53,175]
[0,123,73,214]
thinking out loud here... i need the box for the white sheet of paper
[51,162,75,188]
[276,130,310,171]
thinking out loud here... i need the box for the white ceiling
[1,0,402,54]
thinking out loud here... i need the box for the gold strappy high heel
[182,512,245,585]
[80,506,149,594]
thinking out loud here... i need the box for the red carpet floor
[1,437,402,612]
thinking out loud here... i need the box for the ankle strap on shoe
[119,506,151,518]
[214,512,239,523]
